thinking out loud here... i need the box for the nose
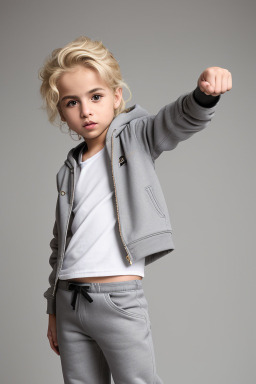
[80,101,92,118]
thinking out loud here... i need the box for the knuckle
[223,69,230,76]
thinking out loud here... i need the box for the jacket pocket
[145,185,166,218]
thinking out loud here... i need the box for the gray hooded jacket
[44,88,221,314]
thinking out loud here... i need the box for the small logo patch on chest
[119,155,127,167]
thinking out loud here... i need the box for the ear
[113,87,123,110]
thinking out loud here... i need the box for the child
[39,36,232,384]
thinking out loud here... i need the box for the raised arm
[133,67,232,161]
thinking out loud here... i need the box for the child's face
[57,65,122,148]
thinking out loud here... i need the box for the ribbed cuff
[193,86,221,108]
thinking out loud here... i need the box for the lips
[83,121,97,130]
[83,121,96,127]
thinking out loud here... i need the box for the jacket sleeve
[43,177,59,315]
[134,89,221,161]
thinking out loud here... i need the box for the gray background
[1,0,255,383]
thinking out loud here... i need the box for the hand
[197,67,232,96]
[47,314,60,356]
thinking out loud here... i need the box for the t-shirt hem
[58,270,144,279]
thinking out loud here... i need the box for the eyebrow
[60,88,105,102]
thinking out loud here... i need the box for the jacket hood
[65,104,149,168]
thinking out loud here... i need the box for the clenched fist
[197,67,232,96]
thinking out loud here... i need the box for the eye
[92,94,102,101]
[66,100,78,107]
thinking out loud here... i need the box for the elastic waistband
[57,278,143,293]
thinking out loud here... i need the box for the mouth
[83,122,97,130]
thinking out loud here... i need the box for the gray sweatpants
[56,278,164,384]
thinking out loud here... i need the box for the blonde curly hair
[39,36,132,131]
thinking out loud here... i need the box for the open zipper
[111,131,133,265]
[52,160,75,296]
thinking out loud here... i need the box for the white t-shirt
[58,145,145,279]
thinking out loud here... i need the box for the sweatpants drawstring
[68,283,93,310]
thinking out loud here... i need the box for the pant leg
[56,287,111,384]
[76,280,164,384]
